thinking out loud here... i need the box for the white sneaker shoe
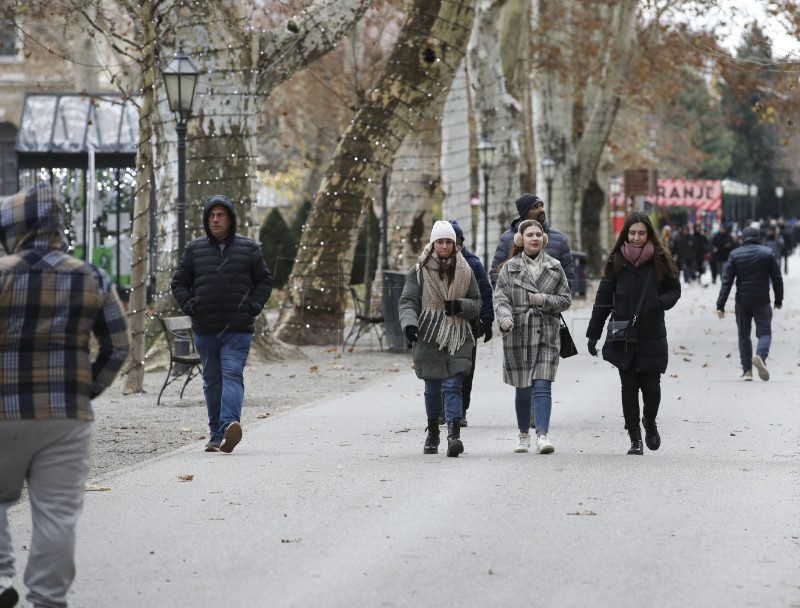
[515,433,530,453]
[536,435,554,454]
[752,355,769,381]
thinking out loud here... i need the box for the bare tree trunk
[440,61,472,233]
[276,0,478,346]
[122,0,157,394]
[469,0,522,262]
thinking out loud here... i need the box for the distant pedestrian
[449,220,494,427]
[693,224,710,282]
[493,220,572,454]
[0,183,130,608]
[489,193,576,289]
[672,225,696,284]
[586,212,681,455]
[398,221,481,457]
[171,195,273,453]
[715,226,783,381]
[711,223,736,284]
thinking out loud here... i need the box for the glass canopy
[16,93,139,168]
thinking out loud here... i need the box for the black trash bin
[382,270,408,352]
[572,251,587,296]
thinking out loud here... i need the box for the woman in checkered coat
[493,220,572,454]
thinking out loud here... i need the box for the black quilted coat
[172,196,272,335]
[586,254,681,373]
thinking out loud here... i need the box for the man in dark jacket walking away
[449,220,493,427]
[489,193,576,290]
[172,195,272,453]
[0,183,130,608]
[715,226,783,381]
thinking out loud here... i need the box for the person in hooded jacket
[715,226,783,382]
[0,183,129,608]
[494,220,571,454]
[398,221,481,457]
[448,220,493,427]
[586,212,681,455]
[172,195,272,454]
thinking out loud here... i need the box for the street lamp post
[775,185,784,218]
[162,48,200,258]
[477,136,496,270]
[541,156,556,204]
[748,184,758,225]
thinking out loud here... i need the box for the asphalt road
[7,257,800,608]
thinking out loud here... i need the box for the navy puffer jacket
[171,195,273,335]
[716,238,783,309]
[490,217,576,287]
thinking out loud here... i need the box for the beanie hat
[430,220,457,244]
[741,227,760,243]
[515,193,542,218]
[514,219,548,248]
[449,220,464,242]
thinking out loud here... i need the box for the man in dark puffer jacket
[715,226,783,382]
[172,195,272,452]
[489,193,576,289]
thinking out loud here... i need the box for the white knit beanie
[429,220,457,244]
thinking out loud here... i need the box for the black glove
[587,339,598,357]
[481,320,493,343]
[404,325,419,344]
[444,300,463,316]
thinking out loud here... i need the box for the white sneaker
[536,435,554,454]
[515,433,530,453]
[752,355,769,381]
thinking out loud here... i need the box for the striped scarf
[416,243,474,354]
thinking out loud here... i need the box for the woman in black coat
[586,212,681,455]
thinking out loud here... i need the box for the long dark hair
[603,211,678,282]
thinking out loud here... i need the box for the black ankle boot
[642,417,661,451]
[446,421,463,457]
[424,419,440,454]
[627,427,643,455]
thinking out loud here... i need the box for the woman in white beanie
[398,221,482,457]
[494,219,572,454]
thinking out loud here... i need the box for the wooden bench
[156,315,203,405]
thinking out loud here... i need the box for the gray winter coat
[398,259,481,380]
[493,252,571,386]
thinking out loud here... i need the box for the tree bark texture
[276,0,478,346]
[468,0,522,263]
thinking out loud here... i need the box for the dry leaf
[85,483,111,492]
[702,362,709,368]
[256,413,270,419]
[177,474,194,482]
[309,365,318,373]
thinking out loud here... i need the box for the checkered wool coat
[0,183,130,421]
[493,252,571,386]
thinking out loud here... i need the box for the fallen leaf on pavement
[85,484,111,491]
[177,474,194,482]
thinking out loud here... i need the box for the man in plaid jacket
[0,182,130,608]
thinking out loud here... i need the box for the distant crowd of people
[664,219,796,285]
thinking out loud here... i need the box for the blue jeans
[735,303,772,371]
[515,380,552,435]
[194,332,252,441]
[424,376,463,423]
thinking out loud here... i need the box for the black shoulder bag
[605,268,653,343]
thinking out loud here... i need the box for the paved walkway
[6,255,800,607]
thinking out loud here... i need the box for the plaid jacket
[0,183,130,421]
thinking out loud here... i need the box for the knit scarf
[522,250,545,282]
[621,240,654,267]
[416,243,474,355]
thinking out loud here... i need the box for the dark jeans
[735,302,772,372]
[618,369,661,430]
[461,343,477,412]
